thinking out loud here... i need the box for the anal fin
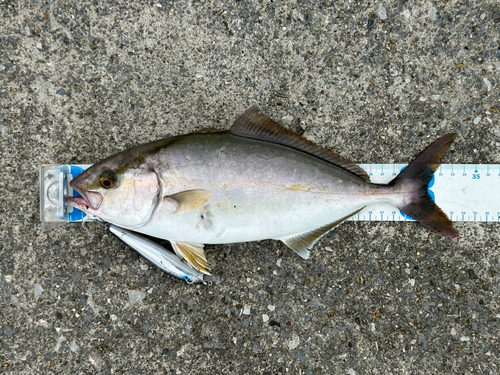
[280,208,364,259]
[170,241,211,275]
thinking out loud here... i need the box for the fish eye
[99,171,117,189]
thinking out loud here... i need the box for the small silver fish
[69,105,458,274]
[109,225,207,283]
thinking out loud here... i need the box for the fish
[69,105,458,274]
[108,224,208,283]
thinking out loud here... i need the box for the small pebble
[288,334,300,350]
[473,117,482,125]
[429,8,437,21]
[378,6,387,20]
[128,289,146,305]
[262,314,269,323]
[243,305,251,315]
[85,312,93,323]
[4,328,13,337]
[34,283,44,297]
[89,351,103,372]
[282,115,293,123]
[483,77,492,91]
[70,340,78,352]
[54,336,66,352]
[467,269,477,279]
[252,343,259,354]
[403,9,411,18]
[267,304,276,311]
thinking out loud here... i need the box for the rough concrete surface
[1,0,500,373]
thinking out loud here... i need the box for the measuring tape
[39,163,500,231]
[352,164,500,222]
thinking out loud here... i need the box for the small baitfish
[69,105,458,274]
[108,225,207,283]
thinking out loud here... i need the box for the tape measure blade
[351,164,500,223]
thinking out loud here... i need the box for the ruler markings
[349,164,500,223]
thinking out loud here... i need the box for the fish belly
[135,133,395,243]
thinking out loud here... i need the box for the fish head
[68,151,160,228]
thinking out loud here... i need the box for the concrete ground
[1,0,500,373]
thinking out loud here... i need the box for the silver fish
[109,225,207,283]
[69,105,458,274]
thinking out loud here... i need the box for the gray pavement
[1,0,500,373]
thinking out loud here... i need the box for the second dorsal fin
[230,105,370,181]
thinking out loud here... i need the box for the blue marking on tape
[428,188,435,202]
[70,165,85,180]
[68,208,86,222]
[428,172,435,188]
[68,165,87,222]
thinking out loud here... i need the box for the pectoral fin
[170,241,211,275]
[280,208,364,259]
[163,189,212,214]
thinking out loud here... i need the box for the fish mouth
[67,184,103,212]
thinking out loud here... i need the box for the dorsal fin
[193,128,222,134]
[230,105,370,181]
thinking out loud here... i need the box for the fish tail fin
[389,133,459,238]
